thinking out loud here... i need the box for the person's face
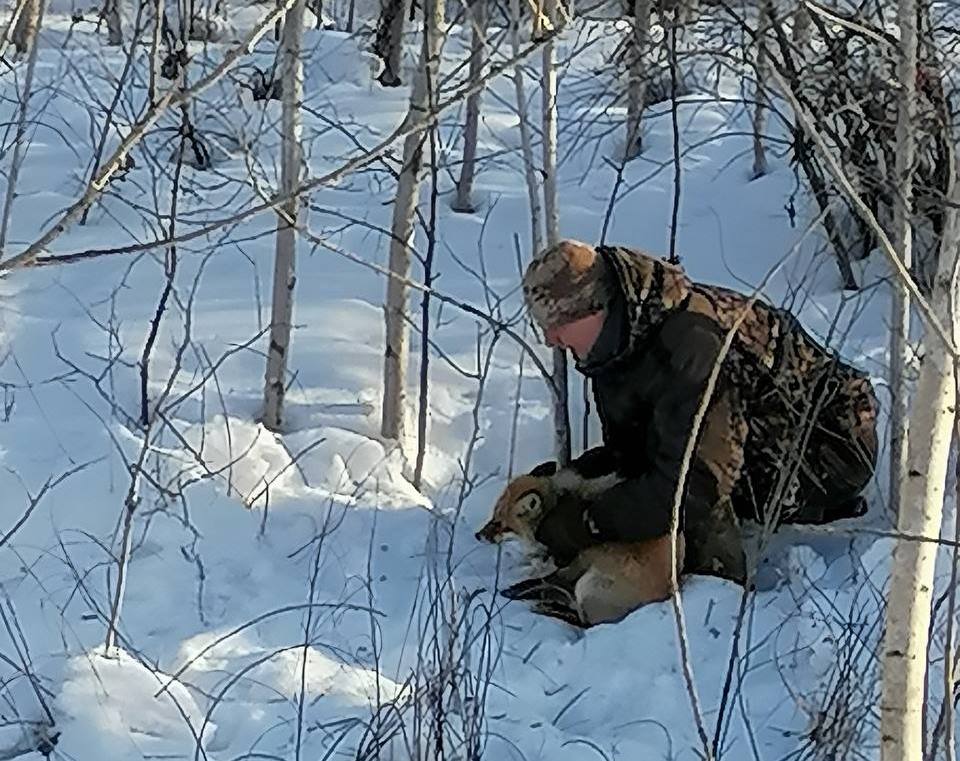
[543,311,606,359]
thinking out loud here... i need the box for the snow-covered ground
[0,7,948,761]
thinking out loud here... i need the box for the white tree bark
[0,0,44,256]
[381,0,442,447]
[541,0,559,247]
[452,0,486,213]
[510,0,542,255]
[541,0,570,464]
[751,1,772,179]
[624,0,651,160]
[888,0,918,518]
[149,0,164,103]
[11,0,40,55]
[880,155,959,760]
[262,0,306,432]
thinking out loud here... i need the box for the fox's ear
[514,490,543,519]
[529,461,558,477]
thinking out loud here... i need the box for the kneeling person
[519,239,878,584]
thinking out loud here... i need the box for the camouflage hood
[579,245,694,370]
[588,244,820,382]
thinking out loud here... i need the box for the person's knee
[682,496,747,584]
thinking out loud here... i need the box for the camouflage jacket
[566,244,878,571]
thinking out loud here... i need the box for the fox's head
[475,474,552,546]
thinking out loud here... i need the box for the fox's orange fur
[476,472,685,626]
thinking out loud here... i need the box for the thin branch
[0,0,308,271]
[0,459,102,549]
[763,62,958,358]
[2,26,562,274]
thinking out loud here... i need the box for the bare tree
[102,0,123,44]
[880,149,958,761]
[541,0,570,465]
[624,0,651,159]
[263,0,307,431]
[511,0,543,255]
[374,0,407,86]
[888,0,919,519]
[381,0,443,450]
[148,0,165,103]
[11,0,41,55]
[750,1,771,179]
[0,0,45,255]
[452,0,487,213]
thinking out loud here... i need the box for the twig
[667,226,811,761]
[0,459,102,549]
[0,0,307,271]
[2,26,562,274]
[0,0,46,254]
[139,109,187,426]
[801,0,895,46]
[667,11,681,264]
[709,205,831,757]
[79,0,147,227]
[104,431,152,653]
[413,105,440,491]
[296,233,563,406]
[0,598,54,726]
[763,59,958,357]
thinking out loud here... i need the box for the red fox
[476,470,685,627]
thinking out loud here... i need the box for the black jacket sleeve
[569,445,618,478]
[583,311,725,542]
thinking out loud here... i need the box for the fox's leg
[500,555,588,602]
[500,576,557,599]
[500,573,576,605]
[532,599,588,628]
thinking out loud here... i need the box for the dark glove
[533,492,600,567]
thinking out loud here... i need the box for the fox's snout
[476,520,502,543]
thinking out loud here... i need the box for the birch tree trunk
[624,0,651,160]
[103,0,123,44]
[665,0,696,92]
[510,0,542,255]
[750,1,771,179]
[148,0,164,103]
[12,0,41,55]
[888,0,918,518]
[262,0,305,432]
[381,0,442,448]
[376,0,406,86]
[880,152,959,760]
[541,0,570,465]
[452,0,486,214]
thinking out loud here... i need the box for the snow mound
[158,415,431,509]
[55,649,213,761]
